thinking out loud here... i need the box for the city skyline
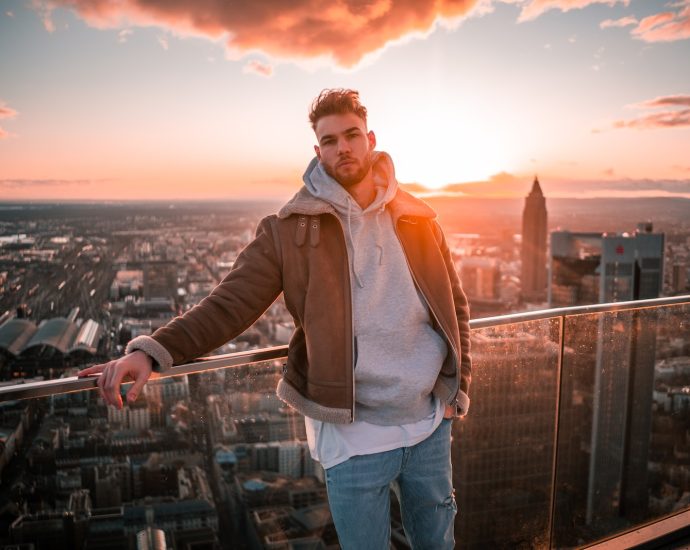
[1,0,690,201]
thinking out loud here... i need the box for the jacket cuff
[125,335,174,372]
[453,390,470,417]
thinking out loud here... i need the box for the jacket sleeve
[432,220,472,414]
[125,215,283,371]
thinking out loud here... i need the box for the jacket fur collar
[277,185,436,221]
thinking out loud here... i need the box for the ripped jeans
[324,418,456,550]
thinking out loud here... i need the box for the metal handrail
[1,294,688,402]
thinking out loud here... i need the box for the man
[79,88,472,549]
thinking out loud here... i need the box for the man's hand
[78,350,154,409]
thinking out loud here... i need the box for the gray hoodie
[303,152,448,425]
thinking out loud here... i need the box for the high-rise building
[142,261,177,301]
[521,176,548,303]
[672,263,688,294]
[461,257,501,300]
[549,223,665,538]
[278,441,303,478]
[549,223,665,308]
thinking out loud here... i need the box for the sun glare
[376,98,515,190]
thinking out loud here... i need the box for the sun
[375,101,514,189]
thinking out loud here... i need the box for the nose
[336,137,351,155]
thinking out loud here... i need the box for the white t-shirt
[305,397,445,470]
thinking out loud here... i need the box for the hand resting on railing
[77,350,156,409]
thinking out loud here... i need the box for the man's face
[314,112,376,188]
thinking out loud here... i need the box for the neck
[344,171,376,209]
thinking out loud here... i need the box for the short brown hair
[309,88,368,131]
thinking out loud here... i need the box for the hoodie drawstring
[375,205,385,266]
[346,196,365,289]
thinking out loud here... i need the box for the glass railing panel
[2,298,689,549]
[0,358,341,549]
[453,317,562,549]
[553,302,690,548]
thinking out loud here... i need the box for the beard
[324,152,374,188]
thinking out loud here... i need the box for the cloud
[630,2,690,42]
[0,179,96,188]
[408,174,690,198]
[509,0,630,23]
[602,167,615,176]
[0,102,18,120]
[601,94,690,130]
[31,0,56,32]
[634,11,676,33]
[32,0,657,67]
[243,60,273,77]
[6,10,14,17]
[630,95,690,109]
[156,35,168,50]
[0,100,19,140]
[32,0,480,67]
[613,109,690,129]
[118,28,133,43]
[600,15,638,28]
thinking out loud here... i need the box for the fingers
[92,361,122,409]
[126,367,151,405]
[78,363,106,376]
[100,362,125,410]
[96,363,109,405]
[86,355,153,410]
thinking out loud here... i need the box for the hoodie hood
[299,151,399,289]
[302,151,398,217]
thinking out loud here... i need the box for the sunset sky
[1,0,689,200]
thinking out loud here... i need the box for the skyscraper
[549,223,665,308]
[521,176,548,303]
[549,223,665,538]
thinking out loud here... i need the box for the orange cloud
[601,95,690,131]
[0,100,18,140]
[600,15,638,28]
[613,95,690,130]
[243,60,273,77]
[35,0,479,67]
[631,95,690,109]
[0,178,94,188]
[510,0,629,22]
[0,101,18,120]
[631,2,690,42]
[613,110,690,129]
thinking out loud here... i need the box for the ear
[368,130,376,150]
[314,145,321,160]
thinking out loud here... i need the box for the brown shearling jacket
[125,187,472,424]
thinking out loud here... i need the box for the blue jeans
[324,418,456,550]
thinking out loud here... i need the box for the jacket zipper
[394,219,460,404]
[328,212,356,423]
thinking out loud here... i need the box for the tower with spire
[521,176,548,302]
